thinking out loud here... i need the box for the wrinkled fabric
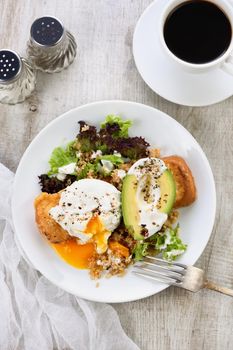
[0,163,139,350]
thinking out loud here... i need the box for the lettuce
[77,121,98,152]
[133,242,149,261]
[100,115,132,138]
[132,225,187,262]
[76,116,149,159]
[77,162,98,180]
[156,226,187,261]
[38,174,76,193]
[48,141,76,175]
[100,154,124,165]
[112,136,149,159]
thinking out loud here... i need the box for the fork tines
[133,256,187,286]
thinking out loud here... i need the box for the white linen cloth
[0,163,140,350]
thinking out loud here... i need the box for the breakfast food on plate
[35,115,197,278]
[35,192,70,243]
[162,156,196,208]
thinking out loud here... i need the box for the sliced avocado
[157,169,176,213]
[122,174,144,240]
[122,171,176,239]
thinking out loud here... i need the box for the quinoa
[148,148,161,158]
[110,170,123,190]
[119,161,134,171]
[88,249,133,279]
[88,224,136,279]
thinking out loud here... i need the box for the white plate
[12,100,216,303]
[133,0,233,107]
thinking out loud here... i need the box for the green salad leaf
[76,116,149,159]
[100,154,124,165]
[77,162,98,180]
[48,141,77,176]
[101,115,132,138]
[156,226,187,261]
[133,242,149,261]
[76,121,99,152]
[132,225,187,262]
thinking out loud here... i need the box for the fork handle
[204,280,233,297]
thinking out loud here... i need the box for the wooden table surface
[1,1,233,349]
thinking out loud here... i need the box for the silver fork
[133,256,233,297]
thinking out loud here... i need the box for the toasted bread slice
[34,192,69,243]
[162,156,196,208]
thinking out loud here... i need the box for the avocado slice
[122,174,144,240]
[157,169,176,213]
[122,170,176,240]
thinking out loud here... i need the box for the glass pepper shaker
[0,50,36,105]
[27,16,77,73]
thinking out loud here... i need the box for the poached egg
[128,157,168,237]
[49,179,121,253]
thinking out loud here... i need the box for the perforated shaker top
[30,16,64,46]
[0,50,21,83]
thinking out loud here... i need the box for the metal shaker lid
[30,16,65,47]
[0,50,22,84]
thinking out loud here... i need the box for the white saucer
[133,0,233,106]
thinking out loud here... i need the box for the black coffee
[164,0,232,64]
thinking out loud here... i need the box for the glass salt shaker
[27,16,77,73]
[0,50,36,104]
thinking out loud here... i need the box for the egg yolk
[85,215,110,253]
[51,215,110,269]
[52,240,95,269]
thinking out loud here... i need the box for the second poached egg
[128,158,168,237]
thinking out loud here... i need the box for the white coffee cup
[159,0,233,74]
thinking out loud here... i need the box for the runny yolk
[52,239,95,269]
[51,215,110,269]
[85,215,110,253]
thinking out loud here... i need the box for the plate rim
[11,100,216,303]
